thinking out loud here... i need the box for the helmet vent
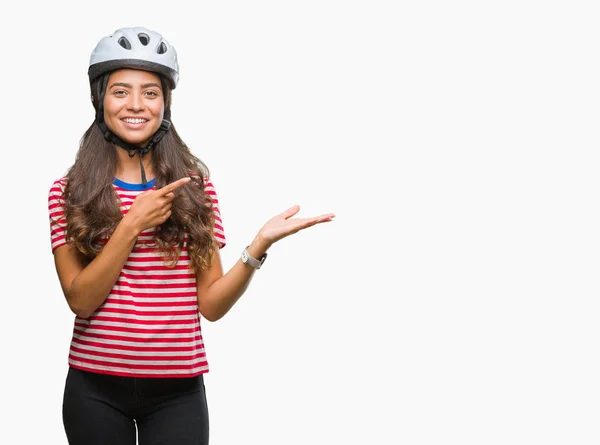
[138,33,150,46]
[118,37,132,50]
[157,42,167,54]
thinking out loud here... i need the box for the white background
[1,1,599,444]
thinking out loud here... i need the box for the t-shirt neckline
[113,177,156,191]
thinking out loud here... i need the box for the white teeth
[123,118,147,124]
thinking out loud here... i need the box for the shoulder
[187,170,219,192]
[201,177,221,207]
[48,177,68,200]
[203,177,218,191]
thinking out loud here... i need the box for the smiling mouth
[121,118,148,124]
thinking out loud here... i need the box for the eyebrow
[108,82,162,89]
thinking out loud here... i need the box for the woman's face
[103,68,165,146]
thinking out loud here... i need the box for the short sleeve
[48,178,68,253]
[204,179,226,249]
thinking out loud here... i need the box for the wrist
[120,214,142,238]
[248,234,271,258]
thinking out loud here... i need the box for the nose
[128,94,145,112]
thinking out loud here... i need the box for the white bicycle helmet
[88,27,179,88]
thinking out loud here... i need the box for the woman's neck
[114,148,154,184]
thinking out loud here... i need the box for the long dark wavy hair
[63,72,216,272]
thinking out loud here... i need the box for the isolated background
[1,1,599,444]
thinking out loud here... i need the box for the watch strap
[242,246,267,269]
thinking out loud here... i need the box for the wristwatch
[241,246,268,270]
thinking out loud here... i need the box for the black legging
[62,366,209,445]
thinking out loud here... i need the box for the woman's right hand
[124,177,191,233]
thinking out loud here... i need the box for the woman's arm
[196,205,335,322]
[196,235,269,322]
[54,219,139,318]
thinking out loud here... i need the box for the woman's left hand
[257,205,335,248]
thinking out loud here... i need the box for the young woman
[48,26,334,445]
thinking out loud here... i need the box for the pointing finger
[157,177,191,196]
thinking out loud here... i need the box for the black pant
[62,367,209,445]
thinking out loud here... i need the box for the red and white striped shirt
[48,176,226,378]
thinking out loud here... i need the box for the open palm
[258,205,335,246]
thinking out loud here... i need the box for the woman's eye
[113,90,126,96]
[145,91,159,97]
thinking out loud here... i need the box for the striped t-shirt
[48,176,226,378]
